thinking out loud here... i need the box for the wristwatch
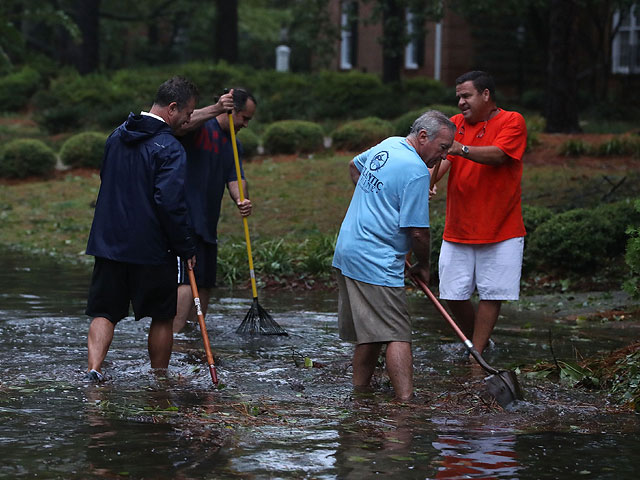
[461,145,470,157]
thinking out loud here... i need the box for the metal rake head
[236,298,288,336]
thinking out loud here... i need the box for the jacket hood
[119,112,171,145]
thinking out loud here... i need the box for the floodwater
[1,249,639,479]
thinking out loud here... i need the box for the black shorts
[178,236,218,288]
[86,257,178,324]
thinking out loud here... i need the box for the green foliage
[217,232,338,287]
[392,104,459,136]
[331,117,394,151]
[262,120,324,154]
[33,71,138,133]
[401,77,450,107]
[624,199,640,298]
[558,138,592,157]
[522,204,553,235]
[0,66,41,111]
[607,346,640,412]
[595,136,640,157]
[310,71,392,119]
[0,138,56,178]
[59,132,108,169]
[298,233,337,279]
[237,128,260,159]
[526,199,640,272]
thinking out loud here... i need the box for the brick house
[327,0,474,86]
[327,1,640,96]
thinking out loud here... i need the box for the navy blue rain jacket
[86,113,196,264]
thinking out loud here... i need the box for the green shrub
[262,120,324,154]
[522,204,554,271]
[401,77,449,108]
[522,204,554,235]
[392,104,460,136]
[237,128,260,159]
[0,66,42,111]
[596,199,640,257]
[558,138,592,157]
[624,199,640,298]
[526,200,639,272]
[0,139,56,178]
[33,71,137,133]
[310,70,391,119]
[59,131,108,169]
[331,117,394,151]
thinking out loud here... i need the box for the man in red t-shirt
[432,71,527,355]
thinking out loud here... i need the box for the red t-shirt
[444,109,527,244]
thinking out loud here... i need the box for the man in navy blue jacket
[84,76,198,381]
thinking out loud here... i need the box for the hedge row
[0,132,107,179]
[4,61,452,133]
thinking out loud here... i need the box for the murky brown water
[1,249,639,479]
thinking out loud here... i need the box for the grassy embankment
[2,144,639,290]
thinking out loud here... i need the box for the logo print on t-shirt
[369,151,388,171]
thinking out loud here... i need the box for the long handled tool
[227,110,287,336]
[187,269,218,385]
[405,259,523,408]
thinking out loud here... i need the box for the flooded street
[1,249,639,479]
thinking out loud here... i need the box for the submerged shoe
[84,369,104,382]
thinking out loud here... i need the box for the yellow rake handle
[228,112,258,299]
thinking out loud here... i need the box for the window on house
[612,4,640,74]
[405,11,419,69]
[340,1,358,70]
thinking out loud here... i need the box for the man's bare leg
[173,285,195,333]
[385,341,413,401]
[87,316,115,373]
[472,300,501,353]
[446,299,476,338]
[352,343,382,391]
[148,317,173,369]
[173,285,211,333]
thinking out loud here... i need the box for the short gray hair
[408,110,455,140]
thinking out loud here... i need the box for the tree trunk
[381,0,404,84]
[69,0,101,74]
[545,0,581,133]
[215,0,238,63]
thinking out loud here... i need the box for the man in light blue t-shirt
[333,110,454,402]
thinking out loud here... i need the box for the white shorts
[438,237,524,301]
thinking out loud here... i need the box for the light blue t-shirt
[332,136,431,287]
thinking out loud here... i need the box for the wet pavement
[1,249,639,479]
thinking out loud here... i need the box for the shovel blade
[485,371,523,408]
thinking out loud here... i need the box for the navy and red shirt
[181,118,245,244]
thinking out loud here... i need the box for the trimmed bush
[624,199,640,298]
[0,66,42,111]
[237,128,260,159]
[596,199,640,257]
[401,77,449,107]
[331,117,394,151]
[0,139,56,178]
[392,104,460,136]
[262,120,324,154]
[59,131,108,169]
[526,199,640,272]
[522,204,554,235]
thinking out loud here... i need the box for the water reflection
[1,249,640,479]
[432,430,520,479]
